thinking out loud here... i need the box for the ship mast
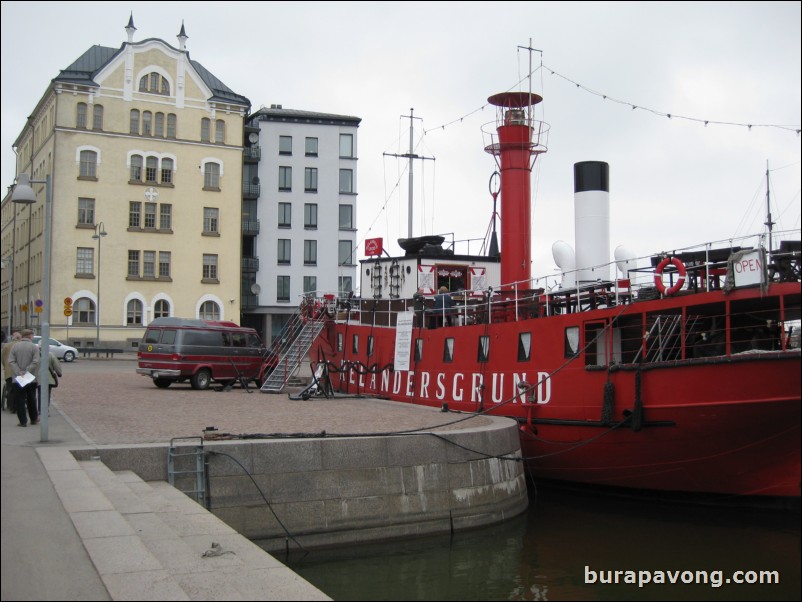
[764,160,774,256]
[384,109,434,239]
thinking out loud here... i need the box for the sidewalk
[1,402,111,601]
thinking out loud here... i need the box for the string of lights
[424,64,801,136]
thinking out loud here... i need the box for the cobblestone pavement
[52,357,491,445]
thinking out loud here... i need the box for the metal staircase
[260,312,327,393]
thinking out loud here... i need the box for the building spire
[177,20,188,51]
[125,13,136,43]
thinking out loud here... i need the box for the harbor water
[279,485,801,601]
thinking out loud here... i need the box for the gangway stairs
[260,313,326,393]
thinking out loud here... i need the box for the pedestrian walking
[2,331,22,412]
[9,329,40,426]
[39,351,62,414]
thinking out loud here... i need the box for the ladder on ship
[260,313,327,393]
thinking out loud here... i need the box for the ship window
[436,264,468,292]
[367,336,374,357]
[583,322,607,367]
[352,334,359,354]
[443,338,454,363]
[415,339,423,362]
[518,332,532,361]
[337,333,343,352]
[477,336,490,363]
[565,327,579,358]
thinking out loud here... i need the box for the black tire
[63,350,75,363]
[190,369,212,390]
[153,378,172,389]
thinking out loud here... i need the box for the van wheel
[153,378,172,389]
[191,369,211,390]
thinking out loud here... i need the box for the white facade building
[242,106,360,343]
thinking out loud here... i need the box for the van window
[162,329,177,345]
[183,330,224,346]
[231,333,247,347]
[247,333,261,348]
[144,329,161,344]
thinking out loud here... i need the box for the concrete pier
[1,357,527,600]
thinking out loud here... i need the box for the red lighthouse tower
[484,92,549,289]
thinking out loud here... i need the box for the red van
[136,317,274,389]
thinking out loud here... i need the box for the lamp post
[1,256,11,341]
[11,173,52,442]
[92,222,107,345]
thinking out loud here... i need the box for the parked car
[33,336,78,362]
[137,317,273,389]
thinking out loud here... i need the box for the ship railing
[325,230,799,331]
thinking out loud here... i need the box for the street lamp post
[92,222,107,345]
[11,173,52,442]
[1,256,11,341]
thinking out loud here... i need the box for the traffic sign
[64,297,73,307]
[64,308,73,317]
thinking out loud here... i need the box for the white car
[33,336,78,362]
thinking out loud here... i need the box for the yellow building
[1,18,250,348]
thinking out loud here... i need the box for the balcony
[244,146,261,162]
[242,256,260,272]
[242,219,260,236]
[242,183,261,199]
[241,293,259,309]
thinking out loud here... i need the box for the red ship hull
[311,284,801,498]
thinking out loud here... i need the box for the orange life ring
[654,257,686,296]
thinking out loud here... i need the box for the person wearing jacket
[38,351,62,414]
[8,329,40,426]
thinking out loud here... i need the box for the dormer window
[138,72,170,96]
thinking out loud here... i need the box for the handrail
[301,230,799,330]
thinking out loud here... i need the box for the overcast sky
[2,1,800,281]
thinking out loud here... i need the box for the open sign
[732,249,765,288]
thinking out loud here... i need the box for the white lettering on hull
[366,368,552,404]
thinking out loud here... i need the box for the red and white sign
[418,264,435,294]
[732,249,765,288]
[470,267,487,296]
[365,237,383,257]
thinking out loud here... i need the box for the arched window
[76,103,87,128]
[215,120,225,144]
[127,299,143,325]
[93,104,104,130]
[199,301,220,321]
[74,298,96,325]
[203,162,220,189]
[167,114,177,139]
[130,109,140,134]
[142,111,152,136]
[145,157,158,183]
[161,158,174,184]
[154,299,170,319]
[138,72,170,95]
[79,150,97,178]
[130,155,143,182]
[201,118,211,143]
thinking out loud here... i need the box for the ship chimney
[573,161,610,283]
[484,92,549,289]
